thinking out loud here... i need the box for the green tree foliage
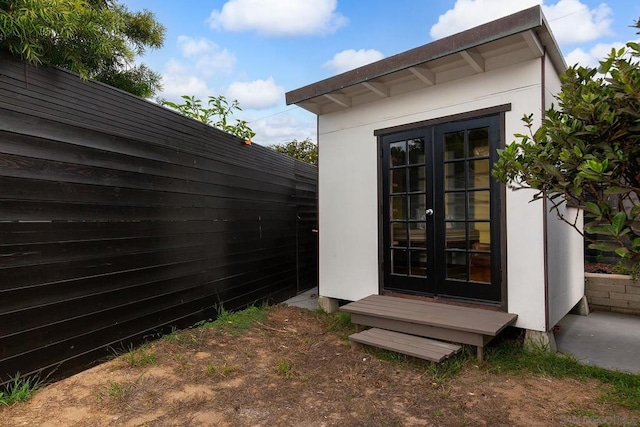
[493,23,640,272]
[272,138,318,165]
[161,95,256,142]
[0,0,165,98]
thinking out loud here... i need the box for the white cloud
[226,77,284,110]
[177,36,236,76]
[429,0,613,46]
[565,40,638,68]
[249,111,316,146]
[160,72,211,101]
[324,49,385,74]
[207,0,348,36]
[543,0,612,45]
[157,36,238,102]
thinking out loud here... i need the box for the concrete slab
[555,312,640,374]
[283,287,319,310]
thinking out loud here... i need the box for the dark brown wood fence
[0,55,317,385]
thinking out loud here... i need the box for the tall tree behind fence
[0,55,318,384]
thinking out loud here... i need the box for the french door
[381,115,501,303]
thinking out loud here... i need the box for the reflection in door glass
[444,162,465,190]
[391,222,408,246]
[444,131,465,160]
[408,138,425,164]
[445,224,468,249]
[392,249,408,275]
[446,252,467,280]
[409,194,426,220]
[469,251,491,282]
[469,191,490,220]
[410,251,427,277]
[469,159,490,188]
[390,141,406,166]
[445,193,466,220]
[409,222,426,248]
[469,128,489,157]
[391,196,406,220]
[391,169,405,193]
[408,166,426,192]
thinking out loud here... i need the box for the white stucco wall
[543,54,585,329]
[547,205,584,328]
[317,57,555,330]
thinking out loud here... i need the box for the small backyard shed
[286,5,584,346]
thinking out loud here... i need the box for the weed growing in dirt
[103,381,132,399]
[206,359,239,377]
[0,373,43,406]
[314,310,354,340]
[162,326,180,343]
[123,345,158,367]
[486,340,640,410]
[97,374,145,402]
[275,359,295,379]
[205,305,268,335]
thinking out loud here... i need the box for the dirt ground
[2,305,638,426]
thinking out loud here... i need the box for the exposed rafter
[521,30,544,58]
[409,66,435,86]
[361,81,390,97]
[324,93,351,108]
[299,101,322,115]
[460,49,485,73]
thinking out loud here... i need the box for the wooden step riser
[349,328,461,363]
[350,313,491,347]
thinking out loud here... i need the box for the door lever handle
[425,208,434,216]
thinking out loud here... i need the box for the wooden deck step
[349,328,461,362]
[341,295,518,361]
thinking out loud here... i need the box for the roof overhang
[285,5,565,115]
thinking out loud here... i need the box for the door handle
[425,208,434,216]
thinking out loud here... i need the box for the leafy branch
[493,32,640,272]
[161,95,256,142]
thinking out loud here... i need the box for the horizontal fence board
[0,62,314,177]
[0,108,315,186]
[0,218,293,245]
[2,255,295,316]
[0,128,303,196]
[0,55,317,385]
[0,153,296,205]
[1,266,297,359]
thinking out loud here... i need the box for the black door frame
[376,105,510,308]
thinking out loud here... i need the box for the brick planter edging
[585,272,640,315]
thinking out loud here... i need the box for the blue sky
[121,0,640,146]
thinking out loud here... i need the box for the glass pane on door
[387,137,428,280]
[442,126,493,285]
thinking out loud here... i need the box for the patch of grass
[123,345,158,367]
[204,305,268,335]
[275,359,295,379]
[486,340,640,410]
[98,374,145,401]
[206,359,239,377]
[103,381,132,399]
[567,407,599,418]
[0,373,43,406]
[314,310,354,340]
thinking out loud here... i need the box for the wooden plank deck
[349,328,461,362]
[340,295,518,361]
